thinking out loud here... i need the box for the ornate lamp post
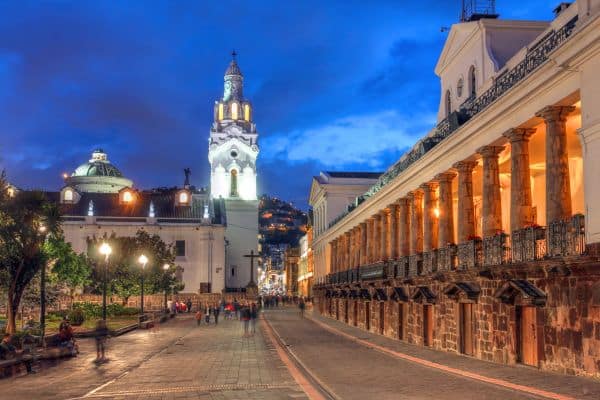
[138,254,148,315]
[99,243,112,321]
[162,263,170,313]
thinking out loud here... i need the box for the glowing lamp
[138,254,148,269]
[433,208,440,218]
[99,242,112,258]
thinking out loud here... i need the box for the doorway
[365,302,371,331]
[459,303,474,355]
[517,306,538,366]
[344,300,349,323]
[423,305,434,347]
[353,300,358,326]
[398,303,404,340]
[335,299,339,320]
[379,302,385,334]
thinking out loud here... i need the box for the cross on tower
[243,250,260,285]
[231,50,237,60]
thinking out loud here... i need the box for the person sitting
[1,333,33,375]
[58,319,78,355]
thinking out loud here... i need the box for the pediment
[443,282,481,302]
[494,279,546,306]
[411,286,437,304]
[435,22,480,76]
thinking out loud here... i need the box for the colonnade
[329,105,578,273]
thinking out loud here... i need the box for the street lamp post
[163,263,169,313]
[39,224,47,347]
[99,243,112,321]
[138,254,148,315]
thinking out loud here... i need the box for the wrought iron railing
[437,244,458,271]
[422,250,439,274]
[457,239,483,270]
[483,233,510,266]
[512,226,547,262]
[547,214,585,257]
[325,16,579,231]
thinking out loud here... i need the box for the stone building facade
[313,1,600,378]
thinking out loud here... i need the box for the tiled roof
[48,190,226,225]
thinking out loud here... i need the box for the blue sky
[0,0,558,209]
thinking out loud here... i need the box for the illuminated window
[230,169,238,197]
[64,189,73,202]
[218,103,224,120]
[7,187,15,198]
[231,102,239,120]
[123,191,133,203]
[244,104,250,121]
[175,240,186,257]
[179,192,189,204]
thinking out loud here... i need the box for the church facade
[312,1,600,377]
[9,56,260,295]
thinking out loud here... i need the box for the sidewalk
[307,308,600,399]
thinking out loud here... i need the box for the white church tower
[208,52,259,290]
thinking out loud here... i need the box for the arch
[445,90,452,117]
[218,103,224,120]
[230,169,239,197]
[231,102,239,120]
[244,104,251,121]
[64,189,73,201]
[468,65,476,98]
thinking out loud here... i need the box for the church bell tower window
[218,103,224,120]
[244,104,250,121]
[230,169,239,197]
[231,102,239,120]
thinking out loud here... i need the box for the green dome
[72,149,124,178]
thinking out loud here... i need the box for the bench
[0,354,33,377]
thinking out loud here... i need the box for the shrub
[73,302,103,319]
[68,309,85,326]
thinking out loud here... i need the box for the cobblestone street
[2,308,600,400]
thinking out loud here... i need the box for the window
[244,104,251,121]
[64,189,73,202]
[469,65,476,98]
[445,90,452,117]
[457,78,464,98]
[175,240,186,257]
[218,103,224,120]
[123,191,133,203]
[231,102,239,120]
[179,192,189,204]
[231,267,235,276]
[230,169,238,197]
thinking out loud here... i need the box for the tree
[0,172,61,334]
[46,234,92,305]
[86,230,183,305]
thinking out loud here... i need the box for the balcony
[318,215,585,287]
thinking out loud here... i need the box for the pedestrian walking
[205,304,211,324]
[213,304,220,325]
[195,309,203,327]
[298,297,306,318]
[94,320,109,363]
[241,304,251,337]
[186,298,193,313]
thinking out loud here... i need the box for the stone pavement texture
[0,314,307,400]
[264,307,600,400]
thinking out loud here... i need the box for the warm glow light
[7,187,15,197]
[244,104,250,121]
[218,103,224,120]
[62,172,69,179]
[138,254,148,268]
[39,225,47,233]
[231,102,239,120]
[123,191,133,202]
[64,189,73,201]
[99,242,112,256]
[179,192,189,203]
[433,208,440,218]
[163,263,170,271]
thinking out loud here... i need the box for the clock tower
[208,52,259,290]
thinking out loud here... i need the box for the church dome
[225,58,242,77]
[72,149,125,178]
[66,149,133,193]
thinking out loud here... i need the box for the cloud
[262,110,436,169]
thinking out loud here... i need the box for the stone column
[536,105,575,223]
[367,218,375,264]
[477,145,504,237]
[389,204,399,259]
[421,182,439,252]
[453,161,478,242]
[360,222,367,265]
[373,214,381,262]
[408,190,424,255]
[330,239,336,273]
[435,172,456,246]
[398,198,410,256]
[343,232,350,270]
[354,227,360,267]
[380,209,390,261]
[503,128,535,232]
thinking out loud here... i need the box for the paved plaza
[2,308,600,400]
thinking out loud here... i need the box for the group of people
[194,303,221,326]
[191,299,259,337]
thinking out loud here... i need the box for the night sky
[0,1,559,209]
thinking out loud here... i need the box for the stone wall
[315,259,600,378]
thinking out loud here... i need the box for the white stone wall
[62,220,226,294]
[223,199,259,288]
